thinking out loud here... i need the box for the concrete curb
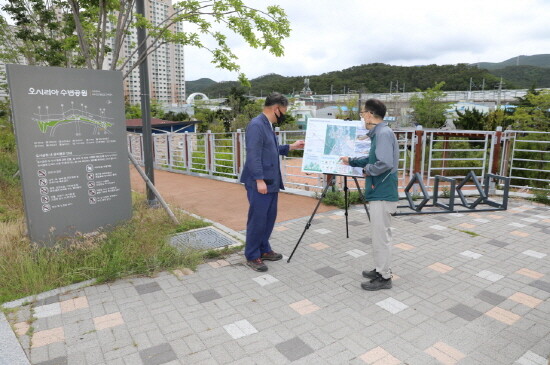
[0,311,30,365]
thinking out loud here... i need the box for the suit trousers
[369,200,398,279]
[244,187,278,260]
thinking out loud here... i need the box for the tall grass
[0,194,211,304]
[0,116,220,304]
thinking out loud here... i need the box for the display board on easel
[301,118,370,177]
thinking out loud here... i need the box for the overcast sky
[184,0,550,82]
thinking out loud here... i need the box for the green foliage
[485,109,514,131]
[454,108,488,130]
[316,187,362,209]
[188,63,504,97]
[0,193,212,304]
[125,103,142,119]
[1,0,291,81]
[488,66,550,88]
[510,90,550,131]
[410,82,452,128]
[530,189,550,205]
[336,97,360,121]
[0,116,22,223]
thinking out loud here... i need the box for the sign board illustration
[7,65,132,244]
[301,118,371,177]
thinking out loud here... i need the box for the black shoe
[246,258,268,272]
[362,269,378,280]
[361,274,392,291]
[261,251,283,261]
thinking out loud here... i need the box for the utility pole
[389,81,393,94]
[496,77,503,108]
[136,0,157,206]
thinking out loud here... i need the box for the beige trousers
[369,200,398,279]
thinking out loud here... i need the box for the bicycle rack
[394,171,511,216]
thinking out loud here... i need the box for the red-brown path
[129,166,335,231]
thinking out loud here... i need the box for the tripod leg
[287,179,333,263]
[352,176,370,222]
[344,176,349,238]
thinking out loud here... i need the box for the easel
[287,174,371,262]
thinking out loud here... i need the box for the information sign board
[301,118,371,177]
[6,65,132,244]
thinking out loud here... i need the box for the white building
[289,100,316,129]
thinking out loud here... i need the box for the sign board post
[6,65,132,244]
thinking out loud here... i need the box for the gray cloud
[184,0,550,81]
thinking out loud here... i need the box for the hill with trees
[486,65,550,88]
[187,63,507,97]
[472,54,550,70]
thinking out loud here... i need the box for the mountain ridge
[185,54,550,96]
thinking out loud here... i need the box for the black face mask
[275,111,286,124]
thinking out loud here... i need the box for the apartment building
[105,0,186,106]
[0,1,186,106]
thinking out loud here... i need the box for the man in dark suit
[240,93,305,272]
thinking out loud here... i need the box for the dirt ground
[129,166,335,231]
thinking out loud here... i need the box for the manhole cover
[170,227,239,250]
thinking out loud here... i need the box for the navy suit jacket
[240,113,289,193]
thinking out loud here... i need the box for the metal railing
[128,128,550,194]
[501,130,550,191]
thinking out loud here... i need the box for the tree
[409,81,451,128]
[454,108,488,130]
[1,0,290,82]
[485,109,513,131]
[336,97,359,120]
[511,90,550,131]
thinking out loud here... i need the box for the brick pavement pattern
[3,199,550,364]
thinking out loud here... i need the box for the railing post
[184,131,189,171]
[413,126,423,174]
[140,134,144,164]
[492,127,503,175]
[206,130,212,175]
[236,129,242,175]
[166,133,171,169]
[501,131,513,178]
[128,134,133,156]
[413,126,424,194]
[488,127,503,194]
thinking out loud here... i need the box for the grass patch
[315,188,363,208]
[0,191,219,304]
[529,189,550,206]
[449,227,480,237]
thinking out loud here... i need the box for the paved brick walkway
[2,199,550,364]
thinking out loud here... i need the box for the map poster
[301,118,371,177]
[6,65,132,244]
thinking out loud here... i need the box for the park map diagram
[34,102,113,136]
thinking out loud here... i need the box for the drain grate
[170,227,239,250]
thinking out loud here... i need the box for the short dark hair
[364,99,386,119]
[264,92,288,107]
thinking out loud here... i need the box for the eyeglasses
[360,110,372,116]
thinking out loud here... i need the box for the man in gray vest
[340,99,399,290]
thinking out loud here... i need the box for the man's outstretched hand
[289,140,305,150]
